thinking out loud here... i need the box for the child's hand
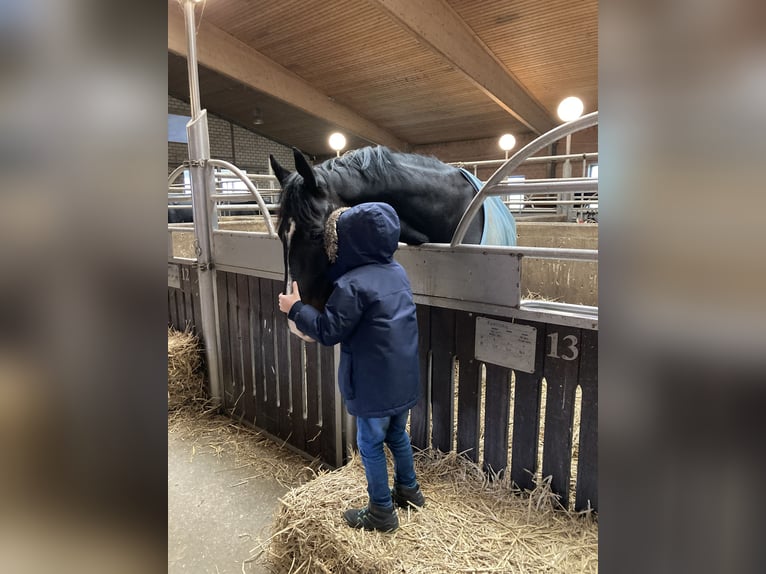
[278,281,301,314]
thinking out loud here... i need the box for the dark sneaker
[343,503,399,532]
[391,482,425,510]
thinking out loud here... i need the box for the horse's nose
[288,318,315,343]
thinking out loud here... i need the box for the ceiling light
[498,134,516,151]
[329,132,346,156]
[557,97,584,122]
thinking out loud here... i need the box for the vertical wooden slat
[237,274,255,420]
[410,305,431,450]
[174,287,186,329]
[320,344,340,467]
[289,335,307,453]
[455,311,481,462]
[175,288,184,331]
[190,267,202,336]
[482,364,512,476]
[258,278,279,436]
[430,307,456,452]
[575,328,598,511]
[183,268,194,332]
[511,320,546,491]
[216,272,233,409]
[192,271,208,378]
[247,276,263,426]
[177,288,187,330]
[304,342,322,458]
[227,273,244,415]
[168,289,178,330]
[274,292,293,441]
[542,325,581,509]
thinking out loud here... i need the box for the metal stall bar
[181,0,222,405]
[168,164,187,187]
[450,112,599,247]
[451,152,598,169]
[493,178,597,195]
[207,159,278,237]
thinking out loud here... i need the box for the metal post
[183,1,202,120]
[561,134,574,221]
[183,0,222,406]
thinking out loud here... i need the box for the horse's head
[270,148,336,336]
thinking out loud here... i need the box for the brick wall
[168,95,294,174]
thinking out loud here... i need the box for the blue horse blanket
[459,169,517,246]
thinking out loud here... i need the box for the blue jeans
[356,411,418,508]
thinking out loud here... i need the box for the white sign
[475,317,537,373]
[168,263,181,288]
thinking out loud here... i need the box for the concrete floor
[168,431,287,574]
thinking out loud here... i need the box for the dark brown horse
[270,146,515,315]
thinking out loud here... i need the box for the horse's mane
[321,146,395,174]
[318,146,445,182]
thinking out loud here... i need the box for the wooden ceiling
[167,0,597,159]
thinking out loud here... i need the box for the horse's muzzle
[285,272,315,343]
[288,318,315,343]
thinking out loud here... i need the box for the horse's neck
[317,169,380,203]
[319,165,462,205]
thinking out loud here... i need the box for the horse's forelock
[278,175,332,247]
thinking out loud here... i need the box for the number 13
[547,332,579,361]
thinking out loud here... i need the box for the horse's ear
[269,154,291,186]
[292,147,320,195]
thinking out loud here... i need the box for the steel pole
[183,1,202,120]
[561,134,573,220]
[183,0,222,406]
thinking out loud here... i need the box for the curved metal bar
[450,111,598,247]
[207,159,277,237]
[167,164,187,186]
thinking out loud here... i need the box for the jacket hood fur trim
[324,207,350,263]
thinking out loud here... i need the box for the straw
[253,450,598,573]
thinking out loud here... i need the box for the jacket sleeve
[289,282,364,346]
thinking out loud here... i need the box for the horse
[270,146,516,328]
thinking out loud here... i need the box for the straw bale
[167,327,205,410]
[255,450,598,573]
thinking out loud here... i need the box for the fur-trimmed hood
[324,202,400,281]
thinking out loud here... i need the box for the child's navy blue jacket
[288,202,420,418]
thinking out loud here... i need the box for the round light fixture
[557,97,584,122]
[329,132,347,153]
[498,133,516,151]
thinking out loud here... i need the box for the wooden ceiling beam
[168,4,406,150]
[369,0,555,135]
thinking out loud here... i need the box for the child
[278,202,425,532]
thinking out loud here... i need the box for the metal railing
[447,112,600,318]
[450,111,599,251]
[167,161,279,237]
[450,119,599,221]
